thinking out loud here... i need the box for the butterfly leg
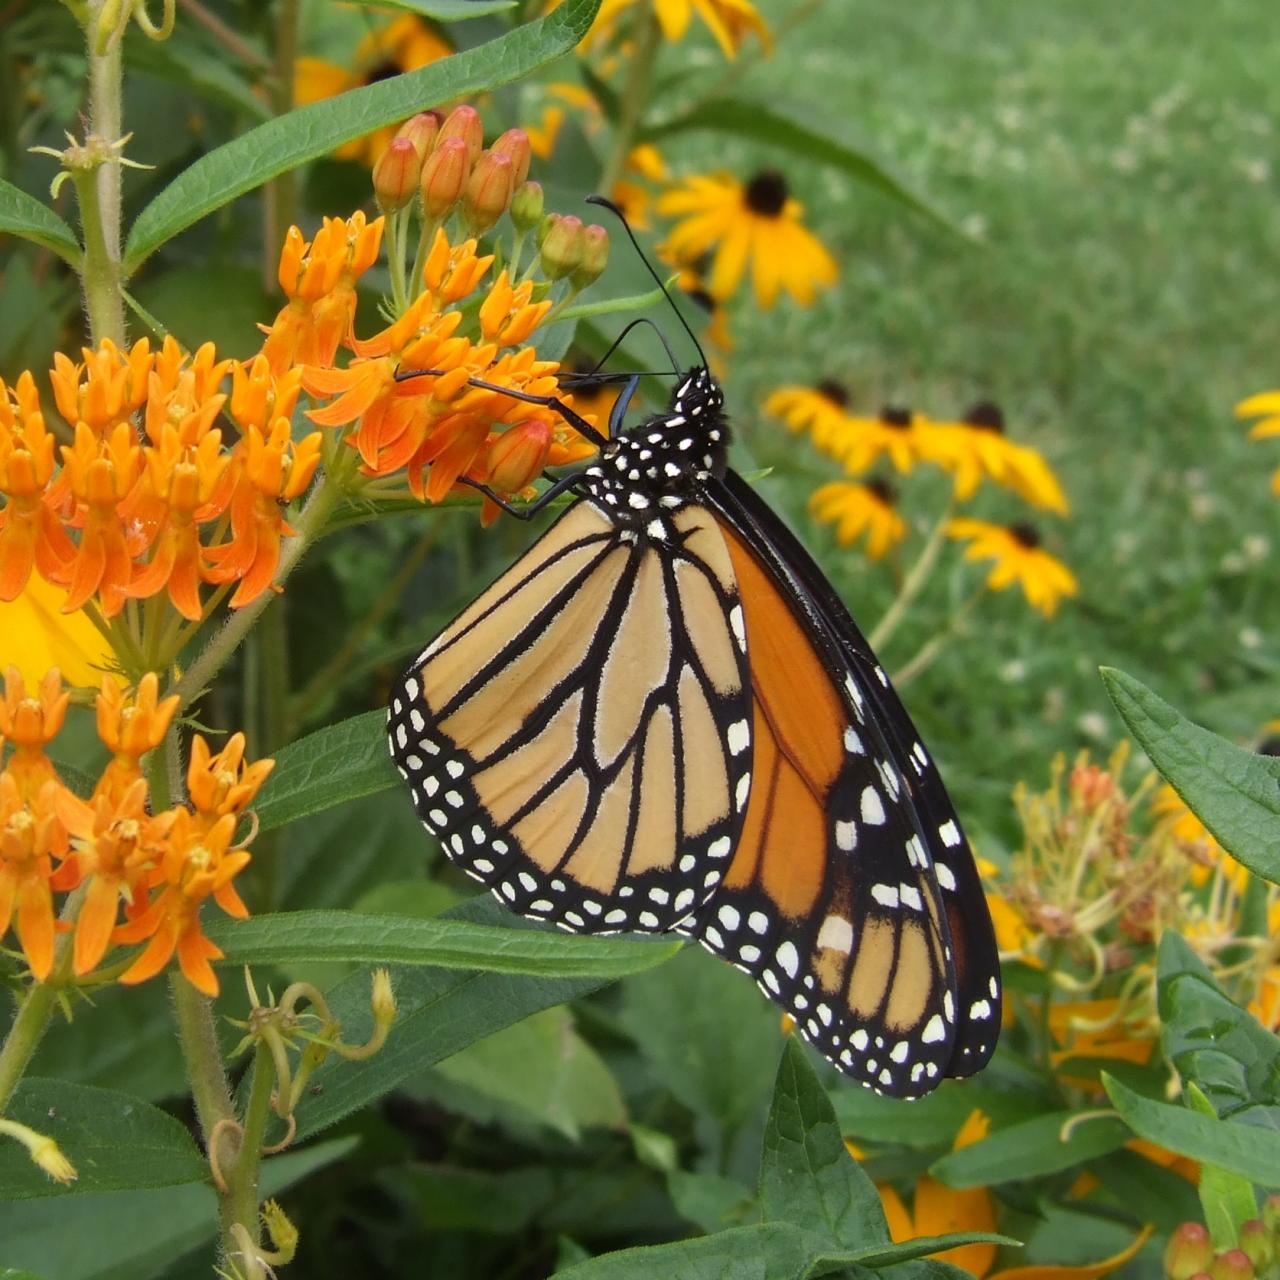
[462,378,611,448]
[456,471,585,521]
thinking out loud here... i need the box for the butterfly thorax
[578,366,729,533]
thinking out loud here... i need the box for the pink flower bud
[420,137,470,220]
[437,104,483,167]
[1164,1225,1213,1280]
[538,213,583,280]
[490,128,532,186]
[394,111,442,160]
[373,137,422,213]
[463,150,515,235]
[571,224,609,289]
[486,420,551,492]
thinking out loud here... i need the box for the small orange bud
[1209,1250,1255,1280]
[571,223,609,289]
[420,137,470,220]
[463,150,515,235]
[437,104,483,166]
[1165,1225,1213,1280]
[510,181,544,232]
[373,137,422,213]
[490,128,531,186]
[538,213,583,280]
[395,110,442,159]
[486,419,551,492]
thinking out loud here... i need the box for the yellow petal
[876,1183,913,1243]
[913,1176,999,1276]
[988,1225,1153,1280]
[0,576,113,688]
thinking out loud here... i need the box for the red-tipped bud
[510,181,544,232]
[395,111,442,160]
[1263,1195,1280,1234]
[538,213,583,280]
[420,137,470,220]
[373,136,422,213]
[463,150,515,234]
[437,104,483,166]
[1210,1249,1255,1280]
[1238,1222,1273,1271]
[490,128,532,186]
[486,419,551,492]
[1165,1225,1213,1280]
[571,223,609,289]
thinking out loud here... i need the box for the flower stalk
[599,8,662,194]
[868,501,954,652]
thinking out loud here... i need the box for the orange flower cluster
[297,224,596,523]
[0,333,322,621]
[0,667,267,995]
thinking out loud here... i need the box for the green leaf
[1104,1073,1280,1186]
[0,1080,204,1199]
[208,908,679,978]
[667,1170,754,1234]
[1157,931,1280,1120]
[123,0,603,270]
[1101,667,1280,884]
[345,0,515,15]
[0,1136,354,1280]
[554,1222,812,1280]
[402,1164,552,1234]
[759,1038,888,1251]
[641,100,957,234]
[0,180,80,266]
[253,709,398,833]
[290,897,660,1138]
[928,1110,1132,1187]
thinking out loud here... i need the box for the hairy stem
[82,0,125,345]
[222,1043,276,1264]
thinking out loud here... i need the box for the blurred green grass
[714,0,1280,848]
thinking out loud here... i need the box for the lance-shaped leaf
[0,180,80,266]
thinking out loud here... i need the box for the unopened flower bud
[490,128,531,186]
[373,136,422,213]
[1238,1222,1273,1272]
[539,213,583,280]
[487,419,551,492]
[30,1135,77,1185]
[571,223,609,289]
[437,104,483,166]
[463,150,515,234]
[1210,1250,1255,1280]
[371,968,397,1027]
[510,181,544,232]
[1263,1195,1280,1234]
[261,1199,299,1263]
[420,137,470,220]
[1165,1224,1213,1280]
[395,110,442,160]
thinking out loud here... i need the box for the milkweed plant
[0,1,1276,1277]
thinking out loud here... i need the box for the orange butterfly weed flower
[478,269,552,347]
[113,806,250,997]
[0,666,69,800]
[186,731,274,827]
[93,673,180,805]
[0,774,74,980]
[0,372,74,602]
[48,338,154,437]
[57,778,176,977]
[203,418,322,608]
[261,211,385,373]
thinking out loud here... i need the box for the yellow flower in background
[834,405,931,476]
[924,402,1069,513]
[657,171,837,308]
[612,143,669,229]
[947,519,1078,617]
[0,575,112,688]
[525,82,603,159]
[294,16,452,166]
[809,480,906,560]
[1236,388,1280,494]
[592,0,771,58]
[764,381,851,451]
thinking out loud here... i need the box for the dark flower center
[1258,735,1280,758]
[816,379,850,407]
[366,62,401,85]
[866,477,897,505]
[744,171,789,217]
[879,405,912,428]
[685,287,716,315]
[1009,522,1041,549]
[964,401,1005,433]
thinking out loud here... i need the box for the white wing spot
[727,720,750,755]
[776,941,799,978]
[922,1015,946,1044]
[939,820,961,847]
[816,915,853,953]
[835,820,857,852]
[936,863,958,891]
[861,787,886,825]
[871,883,899,908]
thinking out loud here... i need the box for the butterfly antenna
[585,194,708,371]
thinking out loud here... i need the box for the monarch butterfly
[387,201,1000,1098]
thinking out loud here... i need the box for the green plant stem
[598,9,661,193]
[890,586,982,687]
[169,973,236,1144]
[223,1044,276,1263]
[262,0,300,294]
[867,501,954,652]
[82,1,125,345]
[0,882,89,1115]
[387,208,408,313]
[169,476,343,714]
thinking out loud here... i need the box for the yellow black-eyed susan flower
[294,16,451,167]
[657,171,837,308]
[593,0,771,58]
[764,380,851,451]
[947,518,1078,617]
[1236,389,1280,495]
[834,405,930,476]
[809,479,906,560]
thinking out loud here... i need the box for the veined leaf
[1102,667,1280,884]
[554,1222,812,1279]
[343,0,515,15]
[0,180,80,266]
[124,0,602,270]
